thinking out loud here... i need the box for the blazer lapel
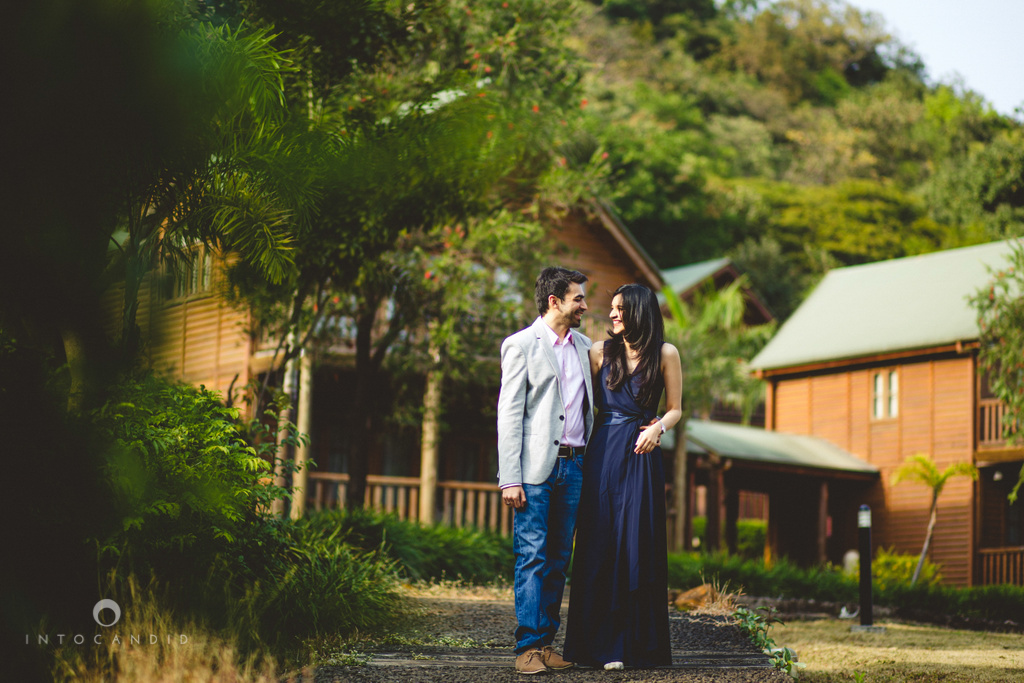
[533,318,561,379]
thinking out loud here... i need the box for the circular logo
[93,599,121,627]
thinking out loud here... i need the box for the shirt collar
[540,318,574,347]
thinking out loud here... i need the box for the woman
[563,283,683,670]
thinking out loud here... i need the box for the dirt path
[302,586,792,682]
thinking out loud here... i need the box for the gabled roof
[685,419,878,478]
[750,240,1017,372]
[662,258,732,294]
[658,257,774,324]
[591,199,664,290]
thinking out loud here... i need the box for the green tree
[891,453,978,586]
[924,128,1024,242]
[971,241,1024,502]
[715,0,890,105]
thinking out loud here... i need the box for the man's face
[550,282,587,329]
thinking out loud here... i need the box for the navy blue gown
[563,362,671,668]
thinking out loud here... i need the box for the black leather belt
[557,445,585,457]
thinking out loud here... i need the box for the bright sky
[849,0,1024,118]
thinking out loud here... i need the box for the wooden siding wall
[149,292,251,402]
[550,212,660,342]
[770,356,975,585]
[103,265,252,405]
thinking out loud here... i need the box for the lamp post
[852,504,886,633]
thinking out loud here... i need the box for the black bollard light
[852,504,885,633]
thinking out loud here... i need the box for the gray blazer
[496,317,595,487]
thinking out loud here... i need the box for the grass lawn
[774,618,1024,682]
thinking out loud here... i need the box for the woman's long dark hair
[604,283,664,409]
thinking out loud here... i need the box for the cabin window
[170,247,213,300]
[872,369,899,419]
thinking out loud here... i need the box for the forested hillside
[571,0,1024,319]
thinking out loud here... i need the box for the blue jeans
[512,454,583,654]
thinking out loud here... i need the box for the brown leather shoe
[515,648,549,675]
[540,646,575,671]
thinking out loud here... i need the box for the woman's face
[609,294,625,335]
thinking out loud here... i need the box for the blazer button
[559,415,564,421]
[554,440,559,446]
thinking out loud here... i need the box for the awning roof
[683,420,878,479]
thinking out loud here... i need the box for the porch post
[672,422,688,551]
[706,465,724,553]
[725,484,739,555]
[817,480,829,564]
[290,351,313,520]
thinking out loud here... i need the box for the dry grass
[402,579,514,601]
[773,618,1024,683]
[51,578,291,683]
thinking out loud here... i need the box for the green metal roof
[751,240,1017,371]
[685,420,878,477]
[662,258,731,293]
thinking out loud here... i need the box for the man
[497,267,593,675]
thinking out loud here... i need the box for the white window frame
[871,368,899,420]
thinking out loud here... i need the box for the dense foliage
[971,240,1024,499]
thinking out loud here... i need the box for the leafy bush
[92,375,293,568]
[299,508,514,584]
[737,519,767,559]
[870,546,942,591]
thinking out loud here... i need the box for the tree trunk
[272,351,298,517]
[912,493,940,586]
[419,362,442,525]
[290,352,313,520]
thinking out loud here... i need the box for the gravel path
[304,589,793,682]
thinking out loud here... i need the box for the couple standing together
[497,266,683,674]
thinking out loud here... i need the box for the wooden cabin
[750,240,1024,586]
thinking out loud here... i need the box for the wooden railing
[977,546,1024,586]
[439,480,513,536]
[978,398,1011,448]
[306,472,512,536]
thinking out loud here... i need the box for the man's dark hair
[535,267,588,315]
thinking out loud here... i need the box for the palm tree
[892,453,978,586]
[108,23,308,362]
[662,278,775,551]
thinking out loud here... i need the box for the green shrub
[300,508,514,584]
[870,546,942,591]
[234,523,401,650]
[668,552,857,602]
[737,519,767,559]
[92,375,298,571]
